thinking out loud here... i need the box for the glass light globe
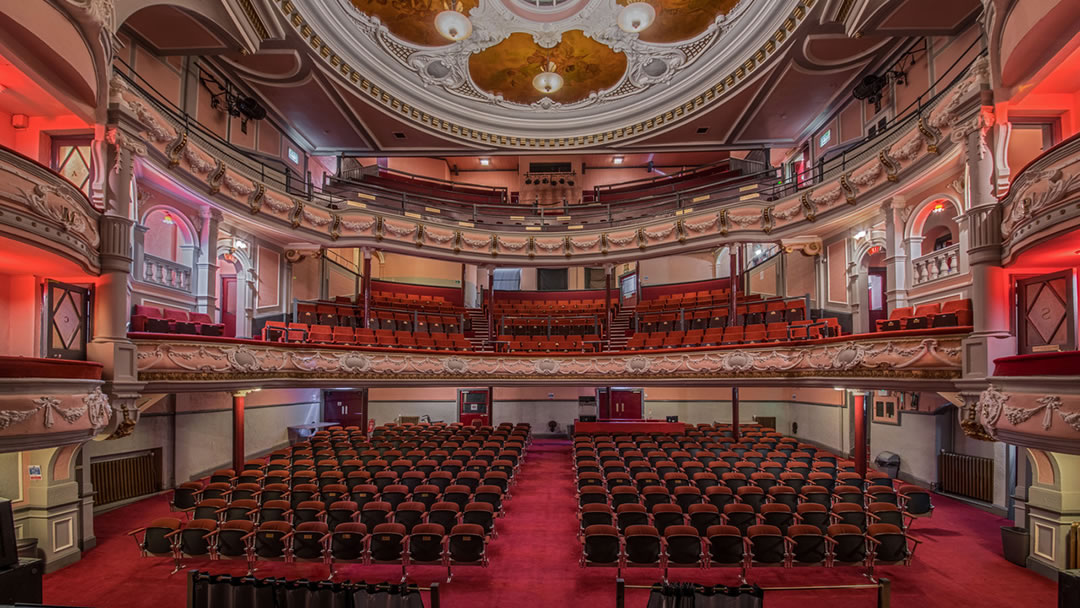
[435,10,472,41]
[533,71,564,94]
[617,2,656,33]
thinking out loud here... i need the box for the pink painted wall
[785,252,816,304]
[827,240,848,304]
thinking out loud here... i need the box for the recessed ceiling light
[479,158,490,166]
[613,156,624,165]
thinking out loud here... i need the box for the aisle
[42,438,1056,607]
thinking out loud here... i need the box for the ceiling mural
[469,30,626,105]
[616,0,742,44]
[346,0,481,47]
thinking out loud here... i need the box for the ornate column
[195,207,222,316]
[957,107,1014,380]
[882,197,910,311]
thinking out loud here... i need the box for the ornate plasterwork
[114,51,982,266]
[1000,132,1080,259]
[0,386,112,433]
[133,334,963,385]
[978,384,1080,449]
[287,0,808,149]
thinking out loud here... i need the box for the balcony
[0,145,101,274]
[911,243,961,286]
[141,253,192,292]
[131,328,967,393]
[0,356,111,451]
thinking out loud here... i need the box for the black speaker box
[0,499,15,569]
[1061,569,1080,608]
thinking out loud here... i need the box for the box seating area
[636,288,736,312]
[131,305,225,336]
[262,322,471,350]
[625,318,841,350]
[135,422,530,578]
[499,334,604,353]
[876,298,973,332]
[574,424,931,580]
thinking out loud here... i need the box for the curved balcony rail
[111,48,987,265]
[1000,131,1080,265]
[132,329,966,392]
[911,243,961,287]
[0,144,102,273]
[141,253,192,292]
[0,356,111,452]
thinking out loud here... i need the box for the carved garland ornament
[0,388,112,431]
[979,386,1080,438]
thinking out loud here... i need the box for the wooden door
[1017,270,1077,353]
[323,389,367,429]
[221,276,237,337]
[598,388,643,420]
[458,389,491,426]
[45,280,91,360]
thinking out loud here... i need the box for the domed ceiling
[288,0,798,148]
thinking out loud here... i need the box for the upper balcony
[0,356,111,451]
[1000,132,1080,266]
[0,144,101,275]
[109,48,988,266]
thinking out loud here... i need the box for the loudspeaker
[0,558,43,603]
[0,499,16,568]
[666,416,679,423]
[579,415,597,423]
[1061,570,1080,608]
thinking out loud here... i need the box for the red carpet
[44,439,1056,607]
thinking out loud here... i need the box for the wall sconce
[11,114,29,130]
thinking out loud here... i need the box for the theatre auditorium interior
[1,0,1080,606]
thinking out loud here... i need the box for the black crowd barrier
[187,571,440,608]
[616,578,891,608]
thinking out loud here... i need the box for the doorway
[597,388,643,420]
[323,389,368,429]
[868,267,887,331]
[458,388,491,426]
[44,280,92,360]
[221,276,237,337]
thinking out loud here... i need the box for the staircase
[466,309,494,352]
[607,305,636,351]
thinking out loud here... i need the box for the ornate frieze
[976,383,1080,455]
[133,334,965,387]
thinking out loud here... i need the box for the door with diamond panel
[1016,270,1077,354]
[45,280,92,360]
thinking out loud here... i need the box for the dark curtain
[537,268,569,291]
[645,583,763,608]
[189,572,425,608]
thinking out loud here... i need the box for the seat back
[748,525,785,564]
[369,523,406,561]
[448,523,486,563]
[408,523,446,562]
[828,524,866,563]
[664,525,703,564]
[583,524,620,564]
[254,521,292,558]
[706,525,744,564]
[330,522,368,561]
[623,525,661,565]
[293,522,328,560]
[788,524,826,563]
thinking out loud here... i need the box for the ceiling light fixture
[613,156,624,165]
[161,212,175,225]
[617,2,657,33]
[435,4,472,41]
[533,61,563,94]
[854,230,867,240]
[932,202,945,213]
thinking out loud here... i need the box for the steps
[466,309,494,352]
[607,305,636,351]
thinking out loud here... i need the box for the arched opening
[141,207,196,291]
[218,255,240,337]
[864,247,888,332]
[908,197,963,286]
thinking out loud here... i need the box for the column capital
[199,206,224,222]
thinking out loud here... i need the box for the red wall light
[867,245,883,256]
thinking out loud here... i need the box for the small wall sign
[28,465,42,480]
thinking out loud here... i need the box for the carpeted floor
[44,439,1056,607]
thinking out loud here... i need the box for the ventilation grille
[91,450,162,506]
[938,451,993,503]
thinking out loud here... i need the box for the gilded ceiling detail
[347,0,481,47]
[616,0,741,44]
[469,30,626,105]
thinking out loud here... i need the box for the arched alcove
[142,207,196,266]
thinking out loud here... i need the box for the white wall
[870,412,941,485]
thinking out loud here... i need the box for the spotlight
[568,179,575,186]
[542,177,549,184]
[559,178,565,185]
[525,178,533,185]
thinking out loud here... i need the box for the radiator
[91,450,162,506]
[938,450,994,503]
[1069,522,1080,570]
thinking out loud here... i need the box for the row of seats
[625,320,839,349]
[131,305,224,336]
[262,323,471,350]
[580,521,919,580]
[637,299,808,331]
[635,292,758,313]
[491,299,611,315]
[297,303,465,331]
[494,316,604,337]
[876,298,972,331]
[499,335,603,353]
[131,517,488,580]
[594,162,740,203]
